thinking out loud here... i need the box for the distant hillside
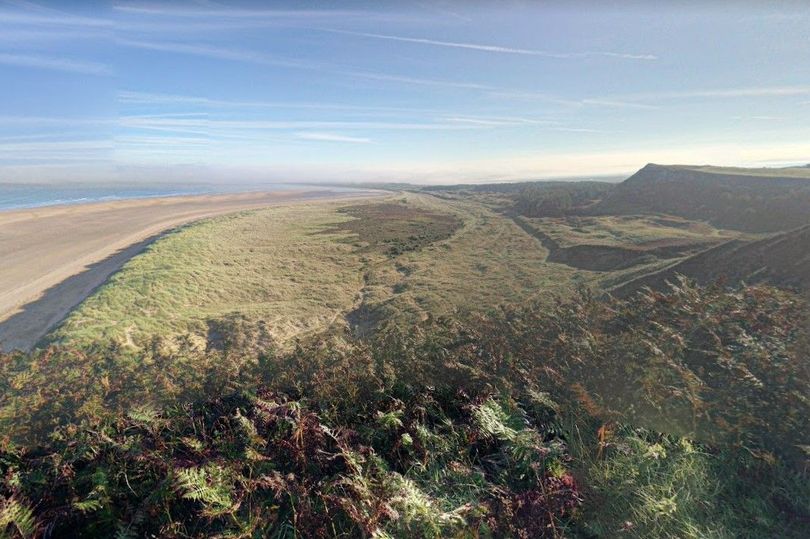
[612,224,810,297]
[591,164,810,232]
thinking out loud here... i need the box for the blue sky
[1,1,809,184]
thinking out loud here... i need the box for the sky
[1,0,809,185]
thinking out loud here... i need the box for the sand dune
[0,189,372,351]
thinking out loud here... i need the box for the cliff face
[591,164,810,233]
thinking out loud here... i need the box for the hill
[590,164,810,232]
[612,224,810,297]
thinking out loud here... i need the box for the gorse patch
[327,200,463,256]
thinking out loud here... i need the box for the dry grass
[50,193,589,349]
[332,193,592,333]
[51,191,744,352]
[50,201,368,349]
[684,164,810,179]
[522,214,736,250]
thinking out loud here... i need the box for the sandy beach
[0,189,372,351]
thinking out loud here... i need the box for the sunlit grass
[51,192,587,349]
[49,201,367,349]
[522,214,737,249]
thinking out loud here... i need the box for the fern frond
[0,497,38,538]
[175,465,235,516]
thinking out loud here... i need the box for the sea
[0,182,312,212]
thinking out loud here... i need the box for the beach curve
[0,189,374,351]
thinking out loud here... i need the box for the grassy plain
[50,192,591,349]
[379,195,587,323]
[47,189,748,354]
[50,201,367,350]
[521,214,736,249]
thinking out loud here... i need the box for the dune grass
[49,201,367,350]
[327,193,592,333]
[51,191,741,352]
[381,195,588,320]
[50,192,589,349]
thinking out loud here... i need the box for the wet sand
[0,189,373,351]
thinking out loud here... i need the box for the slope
[612,224,810,297]
[591,164,810,232]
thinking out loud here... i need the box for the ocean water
[0,182,305,211]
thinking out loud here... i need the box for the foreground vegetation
[2,280,808,537]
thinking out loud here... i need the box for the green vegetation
[0,385,581,538]
[572,426,809,538]
[684,164,810,179]
[1,280,807,537]
[49,201,367,350]
[5,167,810,537]
[511,182,612,217]
[520,214,733,250]
[328,201,462,256]
[49,193,584,347]
[351,194,586,334]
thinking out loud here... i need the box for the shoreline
[0,188,378,352]
[0,183,356,213]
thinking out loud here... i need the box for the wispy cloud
[115,38,314,70]
[116,42,493,93]
[0,140,111,152]
[622,85,810,102]
[579,98,659,110]
[351,71,494,91]
[114,5,368,19]
[294,132,372,144]
[0,52,110,75]
[0,29,108,41]
[112,4,416,24]
[486,91,660,110]
[548,127,606,134]
[443,116,558,126]
[324,29,657,61]
[0,131,102,142]
[730,115,784,121]
[0,116,112,127]
[118,91,210,105]
[495,85,810,109]
[0,9,110,28]
[415,1,473,23]
[114,135,210,146]
[0,140,113,162]
[484,90,580,107]
[118,91,446,115]
[118,116,484,132]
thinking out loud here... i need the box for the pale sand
[0,189,374,351]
